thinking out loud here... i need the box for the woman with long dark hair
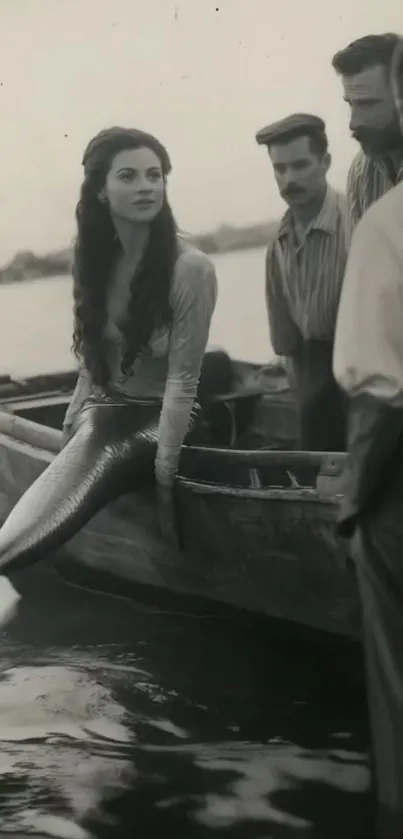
[0,127,217,626]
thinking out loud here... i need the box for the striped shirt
[265,186,349,356]
[346,149,403,234]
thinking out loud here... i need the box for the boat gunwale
[177,476,342,503]
[0,409,347,480]
[0,428,343,503]
[183,445,347,468]
[0,409,61,453]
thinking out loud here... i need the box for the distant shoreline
[0,220,277,285]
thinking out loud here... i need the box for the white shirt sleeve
[333,213,403,403]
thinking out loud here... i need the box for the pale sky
[0,0,402,263]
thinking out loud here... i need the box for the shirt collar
[278,186,340,240]
[372,151,403,184]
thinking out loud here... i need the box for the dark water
[0,562,373,839]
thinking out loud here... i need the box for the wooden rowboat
[0,364,360,640]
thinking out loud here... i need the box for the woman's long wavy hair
[72,127,178,386]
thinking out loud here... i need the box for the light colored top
[63,239,218,486]
[265,186,348,356]
[346,148,403,235]
[333,180,403,404]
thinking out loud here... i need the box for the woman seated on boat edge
[0,125,218,628]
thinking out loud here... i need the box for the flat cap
[256,113,326,146]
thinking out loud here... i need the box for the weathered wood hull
[0,409,361,640]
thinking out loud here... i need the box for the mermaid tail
[0,349,234,584]
[0,397,171,575]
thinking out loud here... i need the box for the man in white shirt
[333,38,403,839]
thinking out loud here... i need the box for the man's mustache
[351,128,382,142]
[351,130,367,142]
[281,186,305,197]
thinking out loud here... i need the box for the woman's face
[102,146,165,223]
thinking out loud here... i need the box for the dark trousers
[291,339,346,451]
[356,466,403,838]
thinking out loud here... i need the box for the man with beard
[255,114,348,451]
[332,32,403,231]
[333,38,403,838]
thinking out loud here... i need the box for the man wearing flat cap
[256,113,348,451]
[333,39,403,838]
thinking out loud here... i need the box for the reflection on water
[0,562,373,838]
[0,659,134,837]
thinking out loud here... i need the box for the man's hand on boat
[156,482,179,549]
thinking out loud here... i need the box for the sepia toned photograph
[0,1,402,836]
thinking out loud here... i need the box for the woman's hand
[156,481,179,549]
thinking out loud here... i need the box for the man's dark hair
[332,33,400,76]
[267,127,328,158]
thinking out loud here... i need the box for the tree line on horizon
[0,219,278,284]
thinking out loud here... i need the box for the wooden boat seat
[180,444,347,493]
